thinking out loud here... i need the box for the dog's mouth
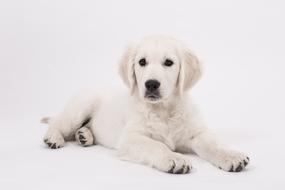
[144,92,161,102]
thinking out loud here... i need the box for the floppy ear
[118,44,137,94]
[178,49,202,94]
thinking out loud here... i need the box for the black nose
[145,80,160,92]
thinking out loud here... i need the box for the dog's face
[133,40,181,103]
[119,36,202,104]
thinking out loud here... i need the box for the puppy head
[119,36,202,104]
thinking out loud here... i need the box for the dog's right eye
[139,58,147,67]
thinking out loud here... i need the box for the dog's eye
[164,59,174,67]
[139,58,147,67]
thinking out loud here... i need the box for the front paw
[216,151,250,172]
[156,153,192,174]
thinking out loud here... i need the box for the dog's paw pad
[75,127,94,147]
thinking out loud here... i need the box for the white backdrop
[0,0,285,189]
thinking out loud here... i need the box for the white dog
[42,36,249,174]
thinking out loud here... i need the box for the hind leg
[43,92,99,149]
[75,127,95,147]
[43,117,92,149]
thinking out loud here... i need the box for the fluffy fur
[42,36,249,174]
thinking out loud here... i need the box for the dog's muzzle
[144,79,161,101]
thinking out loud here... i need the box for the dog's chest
[143,110,186,151]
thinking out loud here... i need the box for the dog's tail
[40,116,51,124]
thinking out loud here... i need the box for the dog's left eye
[164,59,174,67]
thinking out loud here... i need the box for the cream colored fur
[42,36,249,174]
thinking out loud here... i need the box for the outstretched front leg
[182,130,250,172]
[117,132,192,174]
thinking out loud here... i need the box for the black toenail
[175,167,184,174]
[51,144,57,149]
[167,161,176,173]
[235,164,243,172]
[185,165,190,173]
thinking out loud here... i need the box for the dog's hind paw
[75,127,94,147]
[43,129,65,149]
